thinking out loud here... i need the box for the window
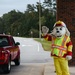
[0,37,9,47]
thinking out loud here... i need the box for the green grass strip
[34,38,51,51]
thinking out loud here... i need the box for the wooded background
[0,0,56,37]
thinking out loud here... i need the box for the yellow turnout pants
[53,57,70,75]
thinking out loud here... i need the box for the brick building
[57,0,75,66]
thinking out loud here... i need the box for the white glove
[42,26,49,35]
[66,55,72,60]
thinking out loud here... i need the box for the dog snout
[57,31,59,33]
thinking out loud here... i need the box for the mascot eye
[56,28,58,30]
[60,27,62,30]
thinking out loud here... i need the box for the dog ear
[66,28,70,36]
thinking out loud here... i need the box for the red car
[0,34,20,73]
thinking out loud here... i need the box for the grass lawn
[34,38,51,51]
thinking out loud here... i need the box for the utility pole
[39,0,41,39]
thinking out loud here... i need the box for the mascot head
[51,20,70,38]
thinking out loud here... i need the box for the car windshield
[0,37,9,47]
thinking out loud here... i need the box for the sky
[0,0,43,17]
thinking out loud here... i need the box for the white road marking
[37,44,40,52]
[22,45,33,47]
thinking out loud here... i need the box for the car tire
[3,58,11,73]
[14,56,20,66]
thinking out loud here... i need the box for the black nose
[57,31,59,33]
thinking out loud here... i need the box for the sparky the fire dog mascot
[42,21,73,75]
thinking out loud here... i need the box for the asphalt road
[14,37,53,63]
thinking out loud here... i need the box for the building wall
[57,0,75,66]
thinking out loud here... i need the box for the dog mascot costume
[42,20,73,75]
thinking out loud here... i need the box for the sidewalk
[44,63,75,75]
[44,63,56,75]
